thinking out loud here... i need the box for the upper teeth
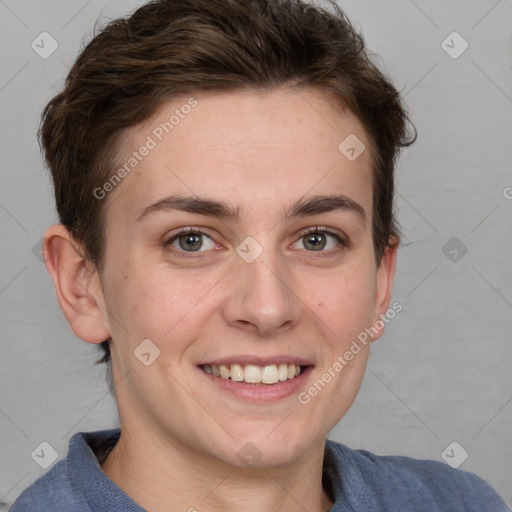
[202,363,302,384]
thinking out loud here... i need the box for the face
[96,86,396,468]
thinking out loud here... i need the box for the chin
[214,427,316,469]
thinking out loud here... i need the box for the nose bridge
[250,255,287,305]
[225,243,299,335]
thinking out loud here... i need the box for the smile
[201,363,307,385]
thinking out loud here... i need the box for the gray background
[1,0,511,508]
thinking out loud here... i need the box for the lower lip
[197,366,314,402]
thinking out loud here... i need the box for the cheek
[106,266,220,344]
[307,264,377,340]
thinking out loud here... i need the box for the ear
[370,236,398,342]
[42,224,111,344]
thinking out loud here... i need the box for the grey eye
[300,231,342,251]
[303,232,327,251]
[168,231,216,252]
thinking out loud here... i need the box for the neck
[101,425,333,512]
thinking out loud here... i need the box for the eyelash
[164,226,350,258]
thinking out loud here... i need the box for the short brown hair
[39,0,415,366]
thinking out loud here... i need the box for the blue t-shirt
[9,428,509,511]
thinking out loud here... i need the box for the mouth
[201,363,308,385]
[196,357,314,402]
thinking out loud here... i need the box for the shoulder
[9,429,122,512]
[325,439,509,511]
[8,457,77,511]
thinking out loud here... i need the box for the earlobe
[42,224,111,344]
[370,237,398,342]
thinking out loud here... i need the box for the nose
[221,250,301,337]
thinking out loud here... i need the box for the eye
[296,227,347,252]
[166,228,217,253]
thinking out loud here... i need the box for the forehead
[104,87,373,225]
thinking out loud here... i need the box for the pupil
[305,233,326,251]
[179,233,202,251]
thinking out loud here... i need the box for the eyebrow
[136,194,366,225]
[283,194,366,225]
